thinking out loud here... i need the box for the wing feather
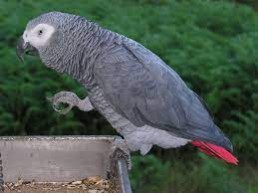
[94,38,232,151]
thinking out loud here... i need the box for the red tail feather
[191,141,238,165]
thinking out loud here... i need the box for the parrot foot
[47,91,94,115]
[108,138,132,173]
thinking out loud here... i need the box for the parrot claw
[108,138,131,171]
[47,91,80,115]
[47,91,94,114]
[52,103,73,115]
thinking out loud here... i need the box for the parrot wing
[94,38,232,151]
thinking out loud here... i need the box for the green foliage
[0,0,257,192]
[224,110,258,163]
[131,153,258,192]
[168,154,248,192]
[130,154,171,192]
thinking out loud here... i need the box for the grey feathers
[94,38,232,151]
[22,12,233,152]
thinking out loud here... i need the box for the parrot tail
[191,141,238,165]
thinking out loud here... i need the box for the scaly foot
[47,91,94,114]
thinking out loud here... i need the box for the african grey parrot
[16,12,237,164]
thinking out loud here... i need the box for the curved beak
[16,36,38,62]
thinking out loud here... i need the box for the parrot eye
[38,29,43,36]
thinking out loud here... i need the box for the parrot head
[17,12,62,62]
[16,12,88,74]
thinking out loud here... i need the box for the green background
[0,0,257,192]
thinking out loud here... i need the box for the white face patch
[23,23,55,48]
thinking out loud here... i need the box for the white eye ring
[24,24,55,47]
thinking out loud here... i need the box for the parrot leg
[108,138,131,171]
[47,91,94,114]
